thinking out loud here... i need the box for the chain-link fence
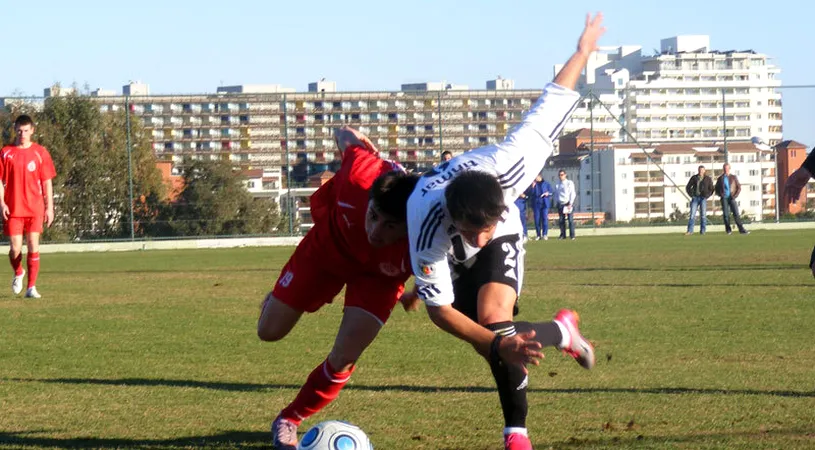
[0,83,812,242]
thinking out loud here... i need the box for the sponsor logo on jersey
[420,160,479,196]
[419,260,435,276]
[27,161,36,172]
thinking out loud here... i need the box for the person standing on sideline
[685,165,714,235]
[532,174,553,240]
[714,163,749,235]
[554,169,576,240]
[782,147,815,278]
[514,184,533,242]
[0,115,57,299]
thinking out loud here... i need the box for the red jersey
[308,146,410,279]
[0,143,57,218]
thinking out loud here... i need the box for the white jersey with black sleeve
[407,82,581,307]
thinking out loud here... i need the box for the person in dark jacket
[783,148,815,278]
[685,165,714,235]
[532,175,553,240]
[714,163,749,235]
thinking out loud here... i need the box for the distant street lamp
[751,136,779,223]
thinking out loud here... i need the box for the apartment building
[563,35,783,146]
[87,79,543,177]
[544,129,810,222]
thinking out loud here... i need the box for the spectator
[554,169,576,240]
[532,174,553,240]
[685,165,714,235]
[514,184,533,242]
[714,163,749,235]
[441,150,453,162]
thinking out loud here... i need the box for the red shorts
[4,216,43,236]
[271,233,406,324]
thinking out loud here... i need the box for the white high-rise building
[559,35,783,147]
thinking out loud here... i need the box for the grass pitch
[1,230,814,449]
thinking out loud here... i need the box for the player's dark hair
[445,171,505,229]
[370,171,420,223]
[14,115,34,128]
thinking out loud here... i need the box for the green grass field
[1,231,814,449]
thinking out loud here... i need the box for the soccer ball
[297,420,373,450]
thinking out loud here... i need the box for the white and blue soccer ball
[297,420,373,450]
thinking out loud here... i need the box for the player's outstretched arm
[425,304,543,372]
[553,12,606,90]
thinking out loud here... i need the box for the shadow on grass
[531,263,805,272]
[533,426,815,449]
[573,282,815,288]
[9,377,815,398]
[0,430,270,449]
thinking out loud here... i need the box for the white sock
[504,427,528,437]
[554,320,570,349]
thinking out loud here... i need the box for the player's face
[15,124,34,145]
[442,153,452,162]
[456,221,498,248]
[365,200,407,248]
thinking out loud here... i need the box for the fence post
[125,96,135,241]
[282,93,293,236]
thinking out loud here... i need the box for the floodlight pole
[125,96,135,241]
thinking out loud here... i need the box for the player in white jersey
[405,13,605,450]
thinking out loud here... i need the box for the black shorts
[451,234,524,321]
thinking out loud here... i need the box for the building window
[247,181,255,189]
[685,171,692,177]
[585,175,590,180]
[622,189,628,194]
[749,170,758,176]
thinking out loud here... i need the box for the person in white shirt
[404,13,604,450]
[554,169,576,240]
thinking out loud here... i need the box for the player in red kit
[257,126,420,450]
[0,115,57,299]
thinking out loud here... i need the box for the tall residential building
[561,35,783,146]
[88,79,543,176]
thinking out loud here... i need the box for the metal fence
[0,83,812,242]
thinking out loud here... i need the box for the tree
[152,158,282,237]
[0,93,165,240]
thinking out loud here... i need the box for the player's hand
[498,331,543,374]
[784,167,812,203]
[577,12,606,56]
[1,204,8,220]
[45,207,54,228]
[399,290,421,312]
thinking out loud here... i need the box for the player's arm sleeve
[569,180,577,205]
[408,202,455,307]
[490,83,581,201]
[40,149,57,181]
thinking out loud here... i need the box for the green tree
[154,158,281,237]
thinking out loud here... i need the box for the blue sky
[2,0,812,146]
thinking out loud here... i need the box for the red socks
[280,359,355,425]
[9,252,23,276]
[26,252,40,288]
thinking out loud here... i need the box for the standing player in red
[256,126,417,450]
[0,115,57,299]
